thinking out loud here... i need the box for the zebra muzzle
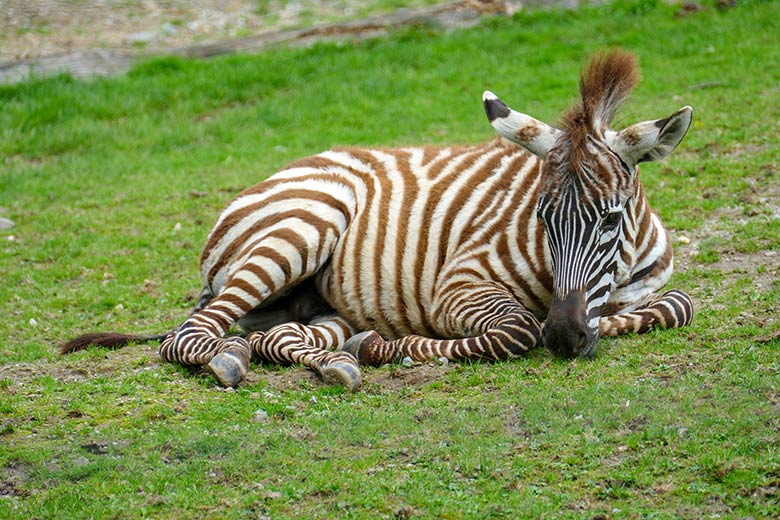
[542,290,598,359]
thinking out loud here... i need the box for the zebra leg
[159,324,253,388]
[158,272,290,387]
[598,289,694,337]
[342,284,542,366]
[247,314,362,391]
[160,283,333,388]
[159,285,250,389]
[158,214,348,387]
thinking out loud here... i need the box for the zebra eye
[602,211,622,230]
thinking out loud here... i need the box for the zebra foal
[63,50,694,391]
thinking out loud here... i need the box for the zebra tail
[60,332,170,355]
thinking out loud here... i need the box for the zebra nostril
[542,324,584,359]
[576,330,587,349]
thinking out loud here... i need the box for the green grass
[1,1,779,518]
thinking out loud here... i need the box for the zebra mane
[562,50,640,138]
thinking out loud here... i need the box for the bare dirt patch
[0,460,34,498]
[247,359,451,393]
[674,172,780,290]
[677,242,779,291]
[0,340,449,394]
[362,361,452,392]
[0,342,161,391]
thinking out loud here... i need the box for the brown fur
[515,124,542,144]
[564,49,640,132]
[620,125,643,146]
[556,49,640,170]
[545,50,641,190]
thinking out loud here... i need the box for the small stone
[161,22,178,36]
[173,222,181,233]
[29,318,38,327]
[401,356,414,367]
[0,217,14,230]
[677,235,691,245]
[675,1,706,18]
[437,356,449,366]
[395,505,419,519]
[127,31,156,45]
[716,0,736,10]
[73,456,90,467]
[253,409,269,422]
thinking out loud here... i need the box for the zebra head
[483,51,692,358]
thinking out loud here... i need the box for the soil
[0,342,452,395]
[0,0,526,83]
[674,170,780,311]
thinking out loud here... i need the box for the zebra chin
[542,290,600,359]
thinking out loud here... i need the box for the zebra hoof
[339,331,387,366]
[207,351,248,388]
[321,360,362,392]
[339,330,384,362]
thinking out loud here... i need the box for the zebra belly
[314,239,429,341]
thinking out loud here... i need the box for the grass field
[1,1,779,518]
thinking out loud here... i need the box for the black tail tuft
[60,332,169,355]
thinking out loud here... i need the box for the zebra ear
[609,106,693,165]
[482,91,562,159]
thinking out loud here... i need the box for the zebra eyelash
[596,199,624,231]
[601,211,623,230]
